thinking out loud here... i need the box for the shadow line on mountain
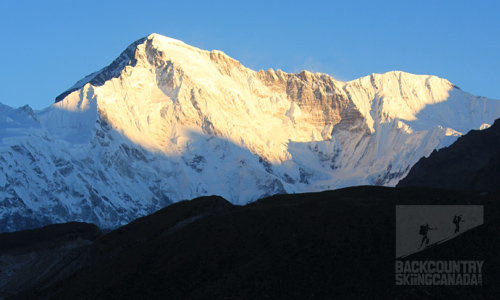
[398,88,499,135]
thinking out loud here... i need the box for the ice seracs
[1,33,499,232]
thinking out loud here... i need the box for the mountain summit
[1,33,499,232]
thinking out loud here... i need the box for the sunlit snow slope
[1,33,499,232]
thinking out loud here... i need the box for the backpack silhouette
[419,225,427,235]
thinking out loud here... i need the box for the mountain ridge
[1,33,499,232]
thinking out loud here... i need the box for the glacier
[1,33,499,232]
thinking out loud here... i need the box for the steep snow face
[1,33,500,232]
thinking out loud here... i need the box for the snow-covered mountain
[1,33,499,232]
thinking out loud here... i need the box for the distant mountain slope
[1,33,500,232]
[1,187,499,299]
[397,118,500,191]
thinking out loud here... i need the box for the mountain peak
[145,33,185,46]
[54,33,217,104]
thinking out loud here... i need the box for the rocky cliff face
[1,33,499,232]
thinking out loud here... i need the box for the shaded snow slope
[1,33,499,232]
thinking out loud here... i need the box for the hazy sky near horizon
[1,0,499,110]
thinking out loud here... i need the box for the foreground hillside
[1,186,498,299]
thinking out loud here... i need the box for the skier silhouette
[419,223,437,249]
[453,214,464,234]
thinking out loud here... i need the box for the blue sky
[1,0,499,110]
